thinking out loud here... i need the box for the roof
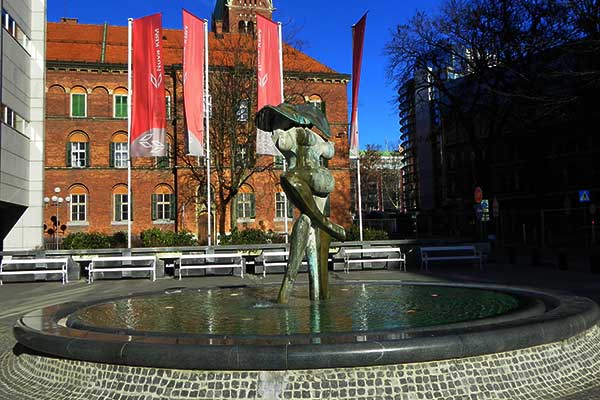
[46,21,341,76]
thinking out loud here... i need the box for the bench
[87,255,157,283]
[0,257,69,285]
[177,253,244,280]
[261,251,308,277]
[420,246,483,272]
[340,247,406,273]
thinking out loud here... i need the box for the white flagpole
[278,22,289,243]
[127,17,133,248]
[356,152,364,241]
[204,20,212,247]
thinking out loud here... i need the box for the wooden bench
[420,245,483,272]
[340,247,406,273]
[177,253,244,280]
[88,255,157,283]
[0,257,69,285]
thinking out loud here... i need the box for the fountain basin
[13,281,598,370]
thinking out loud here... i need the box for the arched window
[70,86,87,117]
[236,186,255,221]
[113,87,128,119]
[247,21,254,34]
[68,185,88,223]
[112,184,129,222]
[110,132,128,168]
[238,20,247,33]
[152,185,175,222]
[307,94,326,116]
[67,131,90,168]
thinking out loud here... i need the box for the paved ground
[0,263,599,399]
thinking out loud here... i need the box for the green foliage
[345,224,389,241]
[62,232,113,249]
[139,228,197,247]
[218,228,286,245]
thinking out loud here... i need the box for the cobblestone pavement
[0,265,598,399]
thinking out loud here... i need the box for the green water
[70,284,521,336]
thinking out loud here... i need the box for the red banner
[256,15,283,155]
[349,13,367,159]
[183,10,206,156]
[130,13,167,157]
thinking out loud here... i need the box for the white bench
[341,247,406,273]
[0,257,69,285]
[261,251,309,277]
[420,246,483,271]
[88,255,157,283]
[177,253,244,280]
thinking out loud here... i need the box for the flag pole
[127,17,133,248]
[351,21,364,241]
[278,22,289,243]
[204,20,212,247]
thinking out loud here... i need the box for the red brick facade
[44,3,352,244]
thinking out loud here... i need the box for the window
[275,192,293,219]
[113,192,129,222]
[274,155,284,169]
[1,104,26,133]
[307,94,326,116]
[155,142,171,169]
[110,133,128,168]
[236,99,249,122]
[2,9,29,49]
[69,192,87,222]
[236,192,255,220]
[67,132,89,168]
[152,186,175,221]
[165,96,172,121]
[71,88,87,117]
[113,89,128,118]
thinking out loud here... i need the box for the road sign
[579,190,591,203]
[492,197,499,218]
[474,187,483,204]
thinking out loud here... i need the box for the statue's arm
[320,141,335,160]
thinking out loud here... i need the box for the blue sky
[48,0,442,150]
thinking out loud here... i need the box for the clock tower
[212,0,275,35]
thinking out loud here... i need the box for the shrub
[218,228,286,245]
[345,224,389,241]
[110,231,127,248]
[62,232,112,249]
[139,228,197,247]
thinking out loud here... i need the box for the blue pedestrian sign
[579,190,591,203]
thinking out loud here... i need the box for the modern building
[43,0,352,246]
[1,0,46,250]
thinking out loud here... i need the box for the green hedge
[139,228,197,247]
[345,224,389,241]
[218,228,286,245]
[62,232,115,249]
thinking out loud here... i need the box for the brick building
[44,1,352,245]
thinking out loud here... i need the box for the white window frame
[70,194,87,222]
[156,193,172,221]
[275,192,292,219]
[70,142,87,168]
[113,94,128,119]
[237,193,254,221]
[113,193,129,222]
[114,142,128,168]
[70,92,87,118]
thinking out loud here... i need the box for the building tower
[212,0,274,35]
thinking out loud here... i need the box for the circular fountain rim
[13,281,599,370]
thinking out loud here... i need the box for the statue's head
[256,103,331,140]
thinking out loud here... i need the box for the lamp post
[43,187,70,250]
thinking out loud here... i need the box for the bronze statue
[256,103,346,303]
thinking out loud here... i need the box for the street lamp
[44,187,70,250]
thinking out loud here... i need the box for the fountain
[10,105,600,398]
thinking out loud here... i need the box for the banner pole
[356,152,364,241]
[277,22,289,243]
[127,17,133,248]
[204,20,212,247]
